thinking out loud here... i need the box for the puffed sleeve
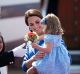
[44,35,52,43]
[44,34,62,47]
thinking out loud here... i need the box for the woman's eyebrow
[29,23,34,26]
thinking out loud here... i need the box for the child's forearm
[38,35,44,41]
[36,45,51,53]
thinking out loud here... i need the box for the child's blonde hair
[41,13,64,35]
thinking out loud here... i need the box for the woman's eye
[36,21,40,24]
[29,23,34,26]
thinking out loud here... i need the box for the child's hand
[31,43,38,48]
[33,39,39,43]
[24,32,38,43]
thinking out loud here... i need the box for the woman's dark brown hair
[0,33,5,54]
[25,9,43,26]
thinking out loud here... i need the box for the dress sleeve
[44,34,54,43]
[44,35,62,46]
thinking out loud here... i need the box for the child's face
[42,24,47,33]
[41,17,47,33]
[0,37,3,52]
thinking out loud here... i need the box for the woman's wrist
[25,56,35,69]
[30,55,37,61]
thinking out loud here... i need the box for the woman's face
[28,16,44,35]
[0,37,3,52]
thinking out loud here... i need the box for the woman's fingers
[33,52,45,60]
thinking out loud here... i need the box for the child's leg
[26,66,38,74]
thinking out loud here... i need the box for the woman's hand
[23,52,45,70]
[31,51,45,61]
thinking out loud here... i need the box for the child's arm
[34,35,44,43]
[32,42,53,53]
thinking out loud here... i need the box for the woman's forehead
[28,16,41,21]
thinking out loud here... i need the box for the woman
[22,9,45,72]
[0,32,26,67]
[28,13,70,74]
[22,9,67,73]
[0,33,8,74]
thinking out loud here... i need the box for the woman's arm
[22,52,45,72]
[23,56,35,70]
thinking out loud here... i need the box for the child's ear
[42,25,47,32]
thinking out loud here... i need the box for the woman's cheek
[38,25,42,30]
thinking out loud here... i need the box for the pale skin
[28,16,44,35]
[27,22,54,74]
[25,16,45,70]
[0,37,3,52]
[31,23,53,53]
[32,35,53,53]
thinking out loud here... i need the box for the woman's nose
[33,25,38,30]
[34,25,38,28]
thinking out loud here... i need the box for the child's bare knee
[26,66,38,74]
